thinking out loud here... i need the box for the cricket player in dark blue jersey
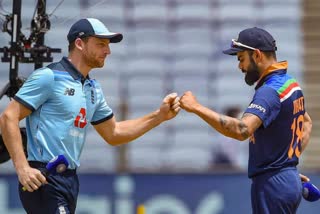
[180,27,312,213]
[0,18,180,214]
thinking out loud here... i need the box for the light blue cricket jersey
[14,57,113,169]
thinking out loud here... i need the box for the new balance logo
[64,88,75,96]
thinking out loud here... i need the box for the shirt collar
[60,56,89,81]
[255,61,288,89]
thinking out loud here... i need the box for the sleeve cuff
[91,113,114,125]
[13,96,36,112]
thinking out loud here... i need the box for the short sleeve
[14,68,54,111]
[90,82,114,125]
[245,86,281,128]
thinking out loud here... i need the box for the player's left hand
[158,92,180,121]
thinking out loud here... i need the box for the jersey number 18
[288,114,304,159]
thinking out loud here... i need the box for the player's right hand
[180,91,201,113]
[300,173,310,182]
[17,166,47,192]
[158,92,181,121]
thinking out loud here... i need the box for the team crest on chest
[74,108,87,128]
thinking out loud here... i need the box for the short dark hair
[248,50,277,60]
[68,37,89,52]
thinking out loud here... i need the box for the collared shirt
[245,61,305,178]
[14,57,113,169]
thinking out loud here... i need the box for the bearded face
[82,45,106,68]
[80,37,110,69]
[243,54,260,86]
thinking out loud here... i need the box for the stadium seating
[173,2,213,24]
[127,146,166,171]
[130,26,172,57]
[79,126,117,173]
[170,110,211,131]
[163,147,212,171]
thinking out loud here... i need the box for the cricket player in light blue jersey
[0,18,180,214]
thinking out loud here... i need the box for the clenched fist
[179,91,201,113]
[158,92,181,121]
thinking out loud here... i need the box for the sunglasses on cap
[231,39,257,51]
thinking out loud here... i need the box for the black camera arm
[0,0,61,99]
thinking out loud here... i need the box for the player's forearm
[108,110,163,146]
[0,115,29,170]
[192,105,250,141]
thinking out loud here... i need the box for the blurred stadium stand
[302,0,320,169]
[0,0,318,174]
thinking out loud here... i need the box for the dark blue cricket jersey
[245,61,305,178]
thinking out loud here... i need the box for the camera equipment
[0,0,61,99]
[0,0,61,163]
